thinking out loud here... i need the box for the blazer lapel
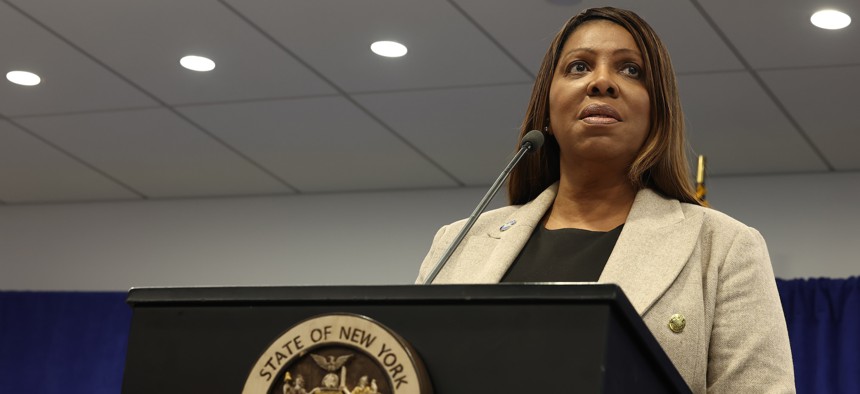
[598,189,704,316]
[468,183,558,283]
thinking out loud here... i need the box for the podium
[122,284,690,393]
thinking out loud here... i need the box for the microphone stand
[422,130,543,284]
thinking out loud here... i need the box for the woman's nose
[586,68,619,98]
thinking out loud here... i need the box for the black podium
[122,283,690,393]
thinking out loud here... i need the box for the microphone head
[521,129,545,152]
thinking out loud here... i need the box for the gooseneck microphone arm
[422,130,545,285]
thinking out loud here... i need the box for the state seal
[243,313,431,394]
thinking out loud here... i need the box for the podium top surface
[126,283,628,306]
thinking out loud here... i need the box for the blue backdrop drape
[0,291,130,394]
[777,277,860,394]
[1,278,858,393]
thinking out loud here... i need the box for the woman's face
[549,20,650,168]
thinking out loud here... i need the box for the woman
[416,7,794,393]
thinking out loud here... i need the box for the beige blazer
[417,183,795,393]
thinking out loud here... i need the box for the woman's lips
[579,103,622,125]
[582,115,620,125]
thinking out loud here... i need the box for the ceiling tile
[226,0,532,92]
[761,65,860,170]
[355,84,533,185]
[177,97,458,192]
[8,0,335,105]
[0,2,157,117]
[452,0,743,75]
[16,109,293,198]
[0,120,139,203]
[699,0,859,69]
[679,71,827,174]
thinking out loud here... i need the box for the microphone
[422,129,545,284]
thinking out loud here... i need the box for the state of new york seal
[243,314,431,394]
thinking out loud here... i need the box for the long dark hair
[507,7,699,206]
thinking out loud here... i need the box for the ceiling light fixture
[6,70,41,86]
[180,55,216,72]
[811,9,851,30]
[370,41,408,58]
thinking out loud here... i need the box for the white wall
[708,172,860,280]
[1,172,857,291]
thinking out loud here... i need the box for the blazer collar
[598,188,704,316]
[468,183,704,317]
[467,183,558,283]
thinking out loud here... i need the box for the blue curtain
[777,277,860,394]
[0,291,130,394]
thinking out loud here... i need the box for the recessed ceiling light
[6,70,41,86]
[180,55,216,72]
[811,10,851,30]
[370,41,408,58]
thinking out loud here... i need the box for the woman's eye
[622,64,641,78]
[568,61,588,74]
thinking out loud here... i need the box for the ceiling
[0,0,857,204]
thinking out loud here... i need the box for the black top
[501,224,623,282]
